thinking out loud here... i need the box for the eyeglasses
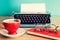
[35,24,59,33]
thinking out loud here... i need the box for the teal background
[0,0,60,16]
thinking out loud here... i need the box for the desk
[0,16,60,40]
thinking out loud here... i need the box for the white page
[21,3,46,14]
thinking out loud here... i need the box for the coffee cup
[0,19,21,35]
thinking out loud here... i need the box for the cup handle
[0,21,5,29]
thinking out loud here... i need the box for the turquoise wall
[0,0,60,16]
[0,0,10,16]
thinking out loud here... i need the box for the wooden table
[0,16,60,40]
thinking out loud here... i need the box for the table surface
[0,16,60,40]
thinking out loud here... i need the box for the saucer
[0,28,26,38]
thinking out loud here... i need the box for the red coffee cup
[0,19,21,35]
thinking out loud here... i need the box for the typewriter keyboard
[14,14,51,24]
